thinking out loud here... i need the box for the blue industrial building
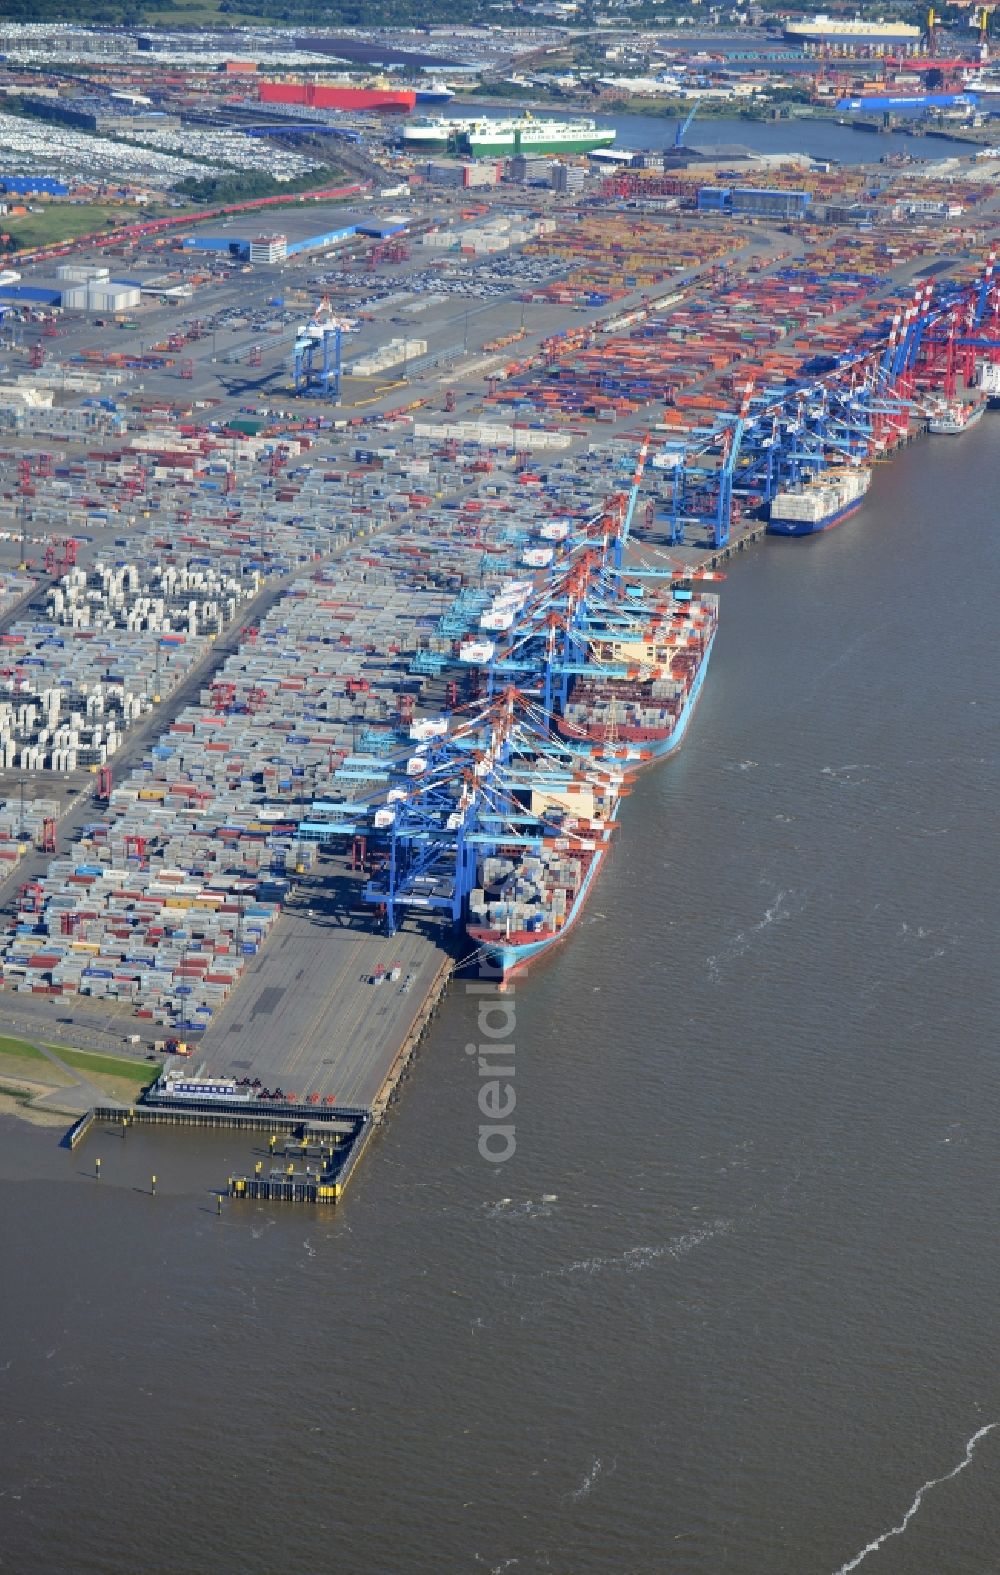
[0,176,70,197]
[285,225,357,256]
[181,216,408,264]
[697,187,732,213]
[0,284,62,305]
[356,219,408,240]
[182,235,252,260]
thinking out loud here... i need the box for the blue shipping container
[837,91,977,112]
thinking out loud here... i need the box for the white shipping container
[409,717,448,741]
[56,263,110,283]
[480,607,515,631]
[460,640,495,663]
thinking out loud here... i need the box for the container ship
[554,585,719,767]
[465,582,718,982]
[927,397,987,434]
[400,113,616,158]
[467,765,622,983]
[259,79,416,113]
[768,464,871,535]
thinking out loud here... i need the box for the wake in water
[707,888,798,982]
[546,1220,734,1280]
[483,1197,558,1220]
[568,1455,617,1502]
[832,1422,997,1573]
[820,764,874,780]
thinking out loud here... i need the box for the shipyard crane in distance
[674,97,702,149]
[973,4,994,58]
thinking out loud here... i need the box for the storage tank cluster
[419,214,557,257]
[60,281,142,314]
[55,263,111,285]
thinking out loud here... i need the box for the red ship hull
[259,82,416,112]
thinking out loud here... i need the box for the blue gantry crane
[351,691,624,936]
[287,261,1000,947]
[646,256,1000,545]
[292,297,344,398]
[295,702,508,934]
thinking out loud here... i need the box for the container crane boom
[674,98,701,149]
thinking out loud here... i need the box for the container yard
[0,22,997,1199]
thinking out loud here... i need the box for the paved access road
[198,868,449,1109]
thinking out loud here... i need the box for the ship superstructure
[415,81,456,106]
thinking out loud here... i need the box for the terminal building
[698,187,812,220]
[551,161,586,194]
[180,212,408,264]
[249,234,287,265]
[421,160,500,189]
[510,153,551,184]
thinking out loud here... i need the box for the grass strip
[50,1046,161,1084]
[0,1035,45,1059]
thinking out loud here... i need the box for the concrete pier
[68,1098,373,1202]
[64,935,455,1201]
